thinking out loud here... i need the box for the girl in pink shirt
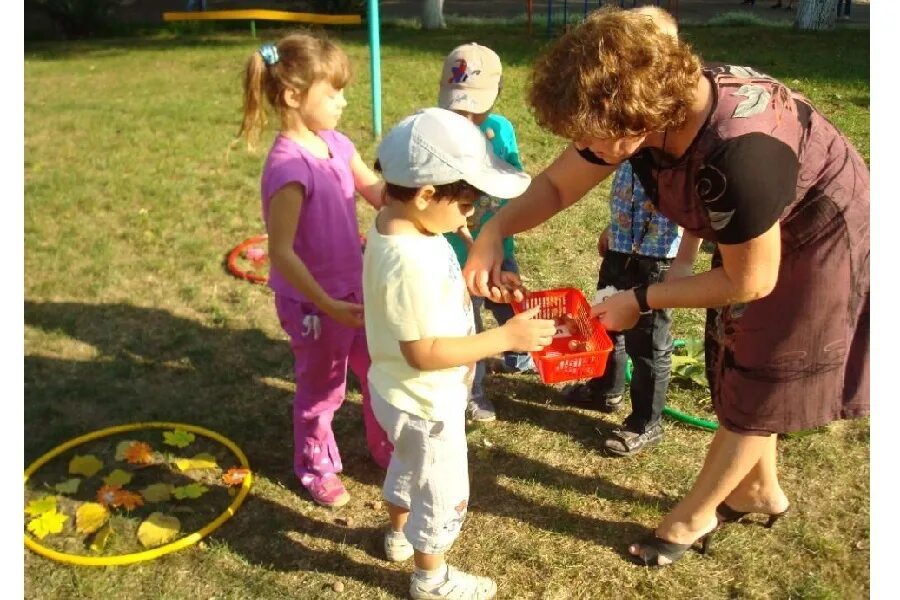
[238,32,391,507]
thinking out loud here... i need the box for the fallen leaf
[116,490,145,511]
[75,503,110,535]
[172,483,209,500]
[174,453,218,472]
[103,469,133,486]
[89,523,113,553]
[140,483,173,503]
[124,442,155,465]
[163,429,195,448]
[69,455,103,477]
[115,440,140,461]
[27,510,68,539]
[96,485,144,510]
[222,468,249,486]
[53,479,82,495]
[137,512,181,548]
[25,495,58,517]
[96,485,122,507]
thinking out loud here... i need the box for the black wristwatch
[633,285,653,315]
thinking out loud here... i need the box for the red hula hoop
[226,233,367,285]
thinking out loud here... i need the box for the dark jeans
[588,251,674,433]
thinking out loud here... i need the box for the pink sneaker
[303,473,350,508]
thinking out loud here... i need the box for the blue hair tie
[258,43,279,66]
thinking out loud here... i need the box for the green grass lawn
[24,20,869,600]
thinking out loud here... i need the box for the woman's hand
[462,225,507,302]
[591,289,641,332]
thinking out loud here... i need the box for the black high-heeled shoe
[716,501,791,528]
[630,525,719,567]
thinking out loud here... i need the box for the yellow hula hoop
[23,421,253,566]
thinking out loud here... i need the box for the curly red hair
[528,7,701,140]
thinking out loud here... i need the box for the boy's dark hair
[374,159,483,202]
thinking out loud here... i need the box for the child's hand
[597,225,611,258]
[326,299,365,329]
[501,306,556,352]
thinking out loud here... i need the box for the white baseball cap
[376,107,530,199]
[438,43,503,114]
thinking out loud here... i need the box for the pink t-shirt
[260,131,362,302]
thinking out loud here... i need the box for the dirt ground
[114,0,869,27]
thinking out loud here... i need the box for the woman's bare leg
[629,428,775,562]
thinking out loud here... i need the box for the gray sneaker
[467,398,496,422]
[601,423,663,457]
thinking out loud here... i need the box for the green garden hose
[625,339,719,432]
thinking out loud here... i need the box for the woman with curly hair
[463,7,869,566]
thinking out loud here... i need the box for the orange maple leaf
[124,442,154,465]
[115,490,145,510]
[222,468,250,486]
[97,484,122,507]
[96,484,145,510]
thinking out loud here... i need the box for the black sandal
[630,527,718,567]
[716,501,791,528]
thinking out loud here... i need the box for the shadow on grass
[483,373,629,453]
[25,300,663,591]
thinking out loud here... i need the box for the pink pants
[275,293,392,483]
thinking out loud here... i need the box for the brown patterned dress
[628,65,870,435]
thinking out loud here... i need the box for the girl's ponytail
[237,50,268,150]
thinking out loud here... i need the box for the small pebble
[332,581,345,593]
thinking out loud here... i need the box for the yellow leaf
[140,484,172,503]
[69,454,104,477]
[173,453,218,472]
[114,440,140,461]
[89,523,113,553]
[25,495,57,517]
[53,479,82,495]
[75,503,109,535]
[27,510,68,540]
[137,512,180,548]
[103,469,133,486]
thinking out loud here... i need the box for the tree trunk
[421,0,446,30]
[795,0,839,31]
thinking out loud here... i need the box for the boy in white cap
[438,42,536,423]
[364,107,556,600]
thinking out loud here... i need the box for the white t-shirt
[363,224,476,422]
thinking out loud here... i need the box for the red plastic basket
[511,287,614,384]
